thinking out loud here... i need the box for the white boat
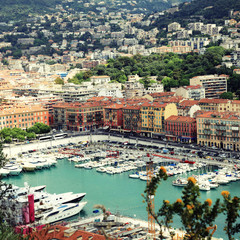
[198,182,211,191]
[35,192,86,209]
[172,178,188,187]
[35,201,87,224]
[129,173,140,179]
[4,165,22,176]
[96,167,107,173]
[21,163,36,172]
[0,168,10,177]
[139,175,148,181]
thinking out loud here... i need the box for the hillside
[0,0,61,21]
[151,0,240,29]
[0,0,191,22]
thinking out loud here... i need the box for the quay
[3,133,235,168]
[64,213,223,240]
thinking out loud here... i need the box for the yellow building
[140,102,178,137]
[196,111,240,151]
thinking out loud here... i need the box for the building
[0,104,49,130]
[53,100,109,131]
[124,76,145,98]
[168,22,181,32]
[90,75,111,85]
[196,111,240,150]
[174,85,205,100]
[198,98,230,112]
[123,105,142,133]
[140,102,178,138]
[28,225,105,240]
[165,115,197,143]
[190,75,228,99]
[104,103,124,130]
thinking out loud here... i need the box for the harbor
[2,135,240,239]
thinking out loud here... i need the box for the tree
[54,77,64,85]
[220,92,234,100]
[143,172,221,240]
[26,132,36,140]
[0,142,22,239]
[142,167,170,239]
[221,191,240,240]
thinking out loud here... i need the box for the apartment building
[165,115,197,143]
[190,75,228,99]
[122,105,142,133]
[0,104,49,130]
[196,111,240,150]
[174,85,205,100]
[140,102,178,137]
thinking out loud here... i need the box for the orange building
[0,104,49,130]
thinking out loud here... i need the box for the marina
[3,136,240,239]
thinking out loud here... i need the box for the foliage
[173,179,220,239]
[0,142,23,239]
[68,71,92,85]
[89,49,231,90]
[27,123,51,134]
[143,172,222,240]
[220,92,234,100]
[221,192,240,240]
[142,167,169,239]
[54,77,64,85]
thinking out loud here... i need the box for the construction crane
[146,154,156,239]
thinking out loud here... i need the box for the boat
[4,165,22,176]
[35,192,86,210]
[172,178,188,187]
[35,201,87,224]
[0,168,10,177]
[21,163,36,172]
[129,173,140,179]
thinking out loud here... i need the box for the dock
[65,213,223,240]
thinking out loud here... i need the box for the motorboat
[35,192,86,210]
[35,201,87,224]
[172,178,188,187]
[4,165,22,176]
[0,168,10,177]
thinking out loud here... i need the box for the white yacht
[172,178,188,187]
[4,165,22,176]
[0,168,10,177]
[35,192,86,210]
[35,201,87,225]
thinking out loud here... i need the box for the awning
[103,126,109,130]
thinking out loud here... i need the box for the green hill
[0,0,61,21]
[151,0,240,29]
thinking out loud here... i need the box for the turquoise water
[4,159,240,239]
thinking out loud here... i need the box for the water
[4,159,240,239]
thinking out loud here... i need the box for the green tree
[54,77,64,85]
[26,132,36,140]
[4,136,12,143]
[142,166,170,239]
[220,92,234,100]
[0,142,22,239]
[143,172,221,240]
[221,191,240,240]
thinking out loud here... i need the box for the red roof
[185,85,202,89]
[196,111,240,120]
[179,100,199,107]
[199,98,229,104]
[28,225,106,240]
[165,115,196,123]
